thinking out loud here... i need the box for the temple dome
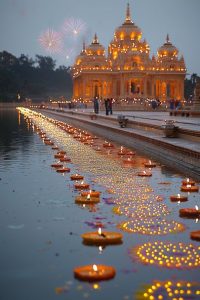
[157,34,179,58]
[86,33,105,56]
[114,3,142,41]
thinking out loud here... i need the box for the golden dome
[115,3,142,41]
[157,34,179,58]
[86,33,105,56]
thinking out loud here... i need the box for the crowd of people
[93,97,113,115]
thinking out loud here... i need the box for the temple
[72,3,186,103]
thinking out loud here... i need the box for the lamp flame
[93,264,98,272]
[177,194,180,198]
[98,228,102,235]
[195,205,199,211]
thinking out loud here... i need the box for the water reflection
[0,109,199,300]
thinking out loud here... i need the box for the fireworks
[38,28,63,54]
[63,18,87,37]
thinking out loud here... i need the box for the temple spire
[125,3,133,23]
[82,40,86,53]
[93,33,99,44]
[166,34,170,43]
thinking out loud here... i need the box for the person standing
[104,98,109,115]
[108,98,113,115]
[93,97,99,114]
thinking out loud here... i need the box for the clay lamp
[56,167,70,173]
[137,170,152,177]
[70,174,84,181]
[57,151,66,155]
[81,227,123,245]
[126,151,135,156]
[190,230,200,241]
[44,140,54,145]
[51,163,63,168]
[74,181,90,190]
[81,190,101,198]
[52,146,59,150]
[144,160,156,168]
[181,184,199,192]
[59,157,71,162]
[170,193,188,202]
[179,205,200,218]
[103,141,114,148]
[74,264,116,281]
[54,153,64,159]
[75,194,100,204]
[117,146,127,155]
[123,157,135,165]
[182,178,195,186]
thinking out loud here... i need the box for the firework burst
[38,28,63,54]
[63,18,87,38]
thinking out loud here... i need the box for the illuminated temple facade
[72,4,186,103]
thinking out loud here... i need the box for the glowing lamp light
[98,228,102,235]
[93,264,98,272]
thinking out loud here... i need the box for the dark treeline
[0,51,73,102]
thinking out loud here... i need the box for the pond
[0,108,199,300]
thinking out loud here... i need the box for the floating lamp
[56,167,70,173]
[170,193,188,202]
[182,178,195,186]
[190,230,200,241]
[51,163,63,168]
[75,194,100,204]
[103,141,114,148]
[70,174,84,181]
[59,157,71,162]
[74,264,116,281]
[81,227,123,245]
[179,205,200,218]
[81,190,101,198]
[181,184,199,192]
[137,170,152,177]
[117,146,126,155]
[74,181,90,190]
[144,160,156,168]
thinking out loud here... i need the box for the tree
[35,55,56,71]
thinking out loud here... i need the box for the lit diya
[182,178,196,186]
[126,151,135,156]
[190,230,200,241]
[103,142,114,148]
[170,193,188,202]
[52,146,59,150]
[82,228,123,245]
[179,206,200,218]
[59,157,71,162]
[74,181,90,190]
[81,190,101,198]
[44,140,54,145]
[74,264,116,281]
[56,167,70,173]
[51,163,63,168]
[70,174,84,181]
[75,194,100,204]
[117,146,127,155]
[54,153,64,159]
[181,184,199,192]
[137,170,152,177]
[144,160,156,168]
[123,157,135,165]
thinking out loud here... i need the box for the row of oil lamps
[18,108,200,298]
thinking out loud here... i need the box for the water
[0,109,199,300]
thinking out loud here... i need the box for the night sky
[1,0,200,76]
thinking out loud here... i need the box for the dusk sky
[1,0,200,77]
